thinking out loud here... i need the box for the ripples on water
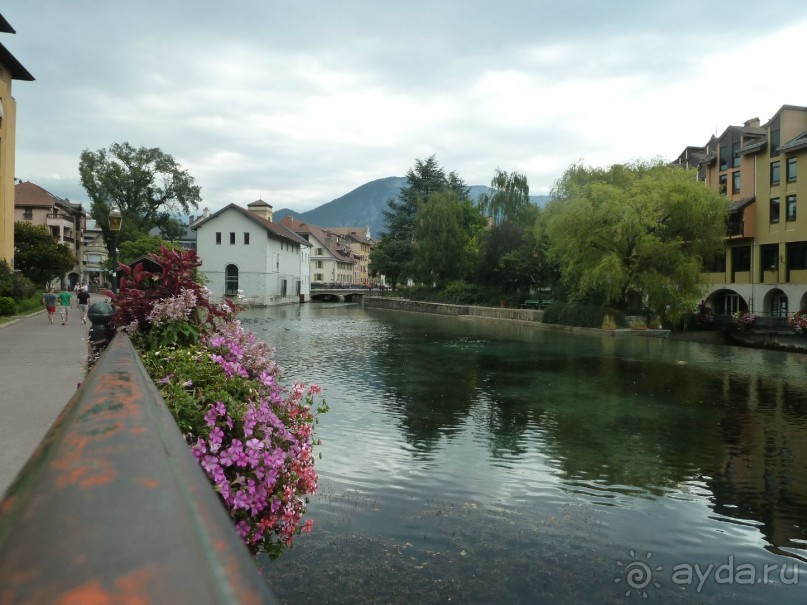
[245,303,807,604]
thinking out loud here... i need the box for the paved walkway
[0,295,104,497]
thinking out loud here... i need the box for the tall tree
[78,142,202,257]
[478,169,531,225]
[371,155,469,288]
[544,161,728,318]
[13,222,75,288]
[411,191,481,286]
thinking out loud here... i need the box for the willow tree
[544,161,728,319]
[477,168,531,225]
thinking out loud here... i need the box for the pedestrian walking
[42,288,58,324]
[76,286,90,324]
[58,286,72,325]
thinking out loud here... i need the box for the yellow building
[680,105,807,317]
[0,14,34,267]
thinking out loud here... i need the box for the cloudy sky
[4,1,807,214]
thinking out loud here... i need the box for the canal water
[244,302,807,604]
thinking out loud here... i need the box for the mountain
[273,177,551,238]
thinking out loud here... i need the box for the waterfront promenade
[0,297,99,497]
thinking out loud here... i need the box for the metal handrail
[0,332,278,604]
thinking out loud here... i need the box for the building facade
[682,105,807,316]
[278,217,357,286]
[327,226,374,286]
[194,200,311,305]
[0,14,34,266]
[14,180,86,289]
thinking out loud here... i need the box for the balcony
[726,221,744,237]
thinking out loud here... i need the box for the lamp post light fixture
[108,204,122,295]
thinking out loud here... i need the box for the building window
[787,157,797,183]
[244,232,250,245]
[788,242,807,270]
[709,251,726,273]
[771,161,781,186]
[732,246,751,272]
[315,273,324,281]
[771,129,780,157]
[787,195,797,222]
[719,174,727,196]
[224,264,239,296]
[23,209,33,219]
[281,279,288,297]
[316,260,323,269]
[719,144,729,171]
[732,142,741,168]
[770,197,780,223]
[316,247,324,256]
[761,244,778,271]
[230,232,236,245]
[216,232,221,245]
[732,171,741,194]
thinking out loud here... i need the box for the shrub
[0,296,15,316]
[543,301,625,329]
[0,260,36,300]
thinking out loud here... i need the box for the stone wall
[364,297,543,321]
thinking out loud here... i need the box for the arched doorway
[768,289,788,318]
[224,264,239,296]
[708,289,748,316]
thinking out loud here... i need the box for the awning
[729,196,755,213]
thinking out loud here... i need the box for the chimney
[247,199,273,222]
[744,117,760,128]
[203,207,210,218]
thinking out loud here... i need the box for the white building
[194,200,311,305]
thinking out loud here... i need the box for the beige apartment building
[14,181,86,289]
[0,14,34,266]
[678,104,807,317]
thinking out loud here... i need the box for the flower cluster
[113,247,326,558]
[788,311,807,334]
[184,324,325,554]
[731,311,757,330]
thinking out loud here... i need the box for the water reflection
[245,304,807,603]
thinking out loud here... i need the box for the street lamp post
[108,205,122,295]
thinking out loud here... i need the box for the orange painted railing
[0,333,278,604]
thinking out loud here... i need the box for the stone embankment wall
[364,297,544,322]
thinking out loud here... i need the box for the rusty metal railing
[0,332,278,604]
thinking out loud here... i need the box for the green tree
[544,161,728,319]
[78,142,201,257]
[478,168,532,226]
[411,191,480,286]
[13,222,75,288]
[117,235,177,266]
[476,221,534,293]
[371,155,470,288]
